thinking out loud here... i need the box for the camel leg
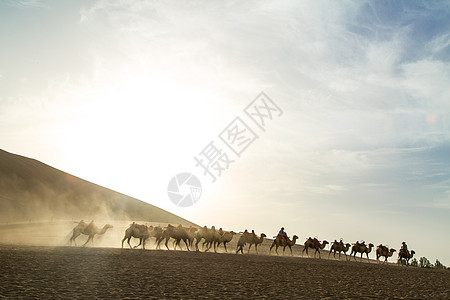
[195,239,201,251]
[183,239,190,251]
[248,244,252,254]
[134,238,143,249]
[223,242,228,253]
[255,244,258,255]
[289,246,293,256]
[70,230,80,246]
[173,239,178,250]
[127,237,133,249]
[202,240,208,250]
[164,237,170,250]
[82,235,92,247]
[204,241,211,252]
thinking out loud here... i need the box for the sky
[1,0,449,264]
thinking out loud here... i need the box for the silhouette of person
[278,227,288,242]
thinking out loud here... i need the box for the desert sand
[1,221,449,299]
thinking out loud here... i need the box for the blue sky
[1,0,449,264]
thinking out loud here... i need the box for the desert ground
[1,222,449,299]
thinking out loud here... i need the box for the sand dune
[0,149,195,226]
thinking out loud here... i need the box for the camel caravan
[70,221,415,264]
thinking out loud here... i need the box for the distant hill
[0,149,197,226]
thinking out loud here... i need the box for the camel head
[323,240,329,246]
[293,235,299,240]
[105,224,113,229]
[260,233,267,238]
[368,243,374,248]
[410,250,415,256]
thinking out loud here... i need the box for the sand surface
[1,244,449,299]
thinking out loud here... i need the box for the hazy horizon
[1,1,449,265]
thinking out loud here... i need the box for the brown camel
[156,224,192,251]
[350,241,374,261]
[329,240,351,260]
[269,235,299,256]
[193,226,209,251]
[205,227,224,252]
[121,223,153,249]
[185,226,198,248]
[156,224,175,250]
[194,226,217,252]
[376,245,396,263]
[398,249,415,265]
[149,225,164,247]
[70,220,113,246]
[245,232,267,254]
[302,237,329,258]
[216,231,236,253]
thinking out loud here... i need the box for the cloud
[4,0,47,9]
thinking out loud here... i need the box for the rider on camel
[278,227,289,243]
[401,241,408,253]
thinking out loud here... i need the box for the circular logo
[167,173,202,207]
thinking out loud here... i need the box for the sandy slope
[0,245,449,299]
[0,149,196,226]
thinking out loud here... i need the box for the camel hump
[134,224,148,234]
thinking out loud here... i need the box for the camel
[193,226,209,251]
[121,223,153,250]
[70,220,113,246]
[156,224,175,250]
[269,235,299,256]
[245,232,267,254]
[205,227,224,252]
[302,237,329,258]
[329,240,351,260]
[150,225,164,247]
[156,224,191,251]
[193,226,217,252]
[236,235,246,254]
[350,241,374,261]
[376,245,396,263]
[397,249,415,265]
[185,227,198,248]
[216,231,236,252]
